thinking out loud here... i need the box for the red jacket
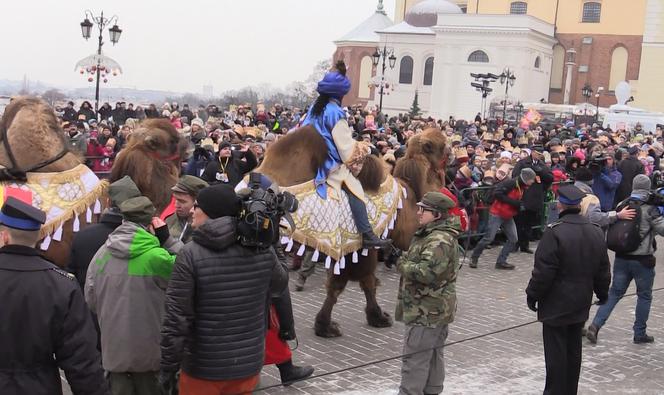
[439,187,469,232]
[489,178,525,219]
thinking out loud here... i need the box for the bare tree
[41,89,66,107]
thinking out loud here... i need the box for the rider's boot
[362,231,392,249]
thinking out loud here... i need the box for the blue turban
[317,72,351,100]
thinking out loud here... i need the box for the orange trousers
[179,371,259,395]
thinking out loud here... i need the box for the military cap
[119,196,155,226]
[172,175,209,197]
[417,192,455,212]
[108,176,142,207]
[0,197,46,231]
[558,185,586,206]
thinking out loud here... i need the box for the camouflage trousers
[398,324,449,395]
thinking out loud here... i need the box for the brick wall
[549,34,643,107]
[333,46,377,107]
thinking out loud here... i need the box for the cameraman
[590,154,622,212]
[574,167,635,228]
[587,175,664,344]
[160,185,288,394]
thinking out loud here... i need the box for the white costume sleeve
[331,119,357,164]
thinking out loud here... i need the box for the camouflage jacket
[395,217,461,327]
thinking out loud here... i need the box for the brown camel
[109,118,188,214]
[0,99,187,267]
[257,126,447,337]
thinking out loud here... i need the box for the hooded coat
[160,217,288,381]
[84,221,176,372]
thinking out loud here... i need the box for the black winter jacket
[201,150,258,187]
[0,245,106,395]
[160,217,288,380]
[512,157,554,212]
[67,210,123,289]
[526,210,611,326]
[615,156,645,206]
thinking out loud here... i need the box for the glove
[527,296,538,312]
[154,225,171,246]
[158,370,178,395]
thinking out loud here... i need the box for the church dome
[405,0,463,27]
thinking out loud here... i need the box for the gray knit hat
[520,168,537,184]
[632,174,651,191]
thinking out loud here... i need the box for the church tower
[634,0,664,112]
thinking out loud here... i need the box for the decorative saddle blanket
[278,175,406,274]
[0,164,107,250]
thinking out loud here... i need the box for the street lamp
[594,86,604,122]
[470,72,499,120]
[371,44,396,114]
[499,67,516,122]
[80,10,122,115]
[516,102,524,120]
[581,84,593,102]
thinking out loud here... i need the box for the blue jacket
[592,166,622,211]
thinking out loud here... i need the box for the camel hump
[258,126,328,187]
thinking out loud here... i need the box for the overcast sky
[1,0,395,94]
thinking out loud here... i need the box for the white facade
[374,12,556,119]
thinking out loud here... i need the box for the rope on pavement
[249,286,664,394]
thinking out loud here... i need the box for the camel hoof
[367,309,393,328]
[315,320,343,338]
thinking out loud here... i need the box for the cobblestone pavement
[256,243,664,395]
[62,242,664,394]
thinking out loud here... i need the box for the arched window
[423,57,434,86]
[358,56,373,99]
[582,2,601,23]
[609,46,628,91]
[550,45,565,89]
[468,50,489,63]
[399,56,414,84]
[534,56,541,69]
[510,1,528,14]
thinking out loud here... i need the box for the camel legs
[315,272,349,338]
[360,273,393,328]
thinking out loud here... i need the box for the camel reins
[0,126,69,175]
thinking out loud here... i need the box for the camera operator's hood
[192,217,237,251]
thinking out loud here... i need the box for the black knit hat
[196,184,240,219]
[575,167,593,182]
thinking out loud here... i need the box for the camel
[256,126,448,337]
[0,97,186,267]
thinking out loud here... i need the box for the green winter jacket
[395,216,461,327]
[85,221,177,373]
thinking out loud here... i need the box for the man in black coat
[526,185,611,395]
[0,197,106,395]
[201,141,258,187]
[159,185,288,394]
[512,146,554,253]
[614,146,645,206]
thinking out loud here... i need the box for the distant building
[334,0,664,118]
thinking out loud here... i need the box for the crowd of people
[3,57,664,395]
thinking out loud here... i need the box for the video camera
[236,172,298,249]
[588,155,609,173]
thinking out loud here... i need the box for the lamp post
[80,10,122,115]
[499,68,516,122]
[372,44,397,114]
[594,86,604,122]
[516,102,524,121]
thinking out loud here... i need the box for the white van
[603,107,664,134]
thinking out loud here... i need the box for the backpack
[606,199,646,253]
